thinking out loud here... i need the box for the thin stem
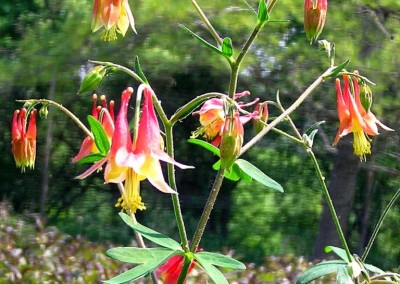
[18,99,93,139]
[228,65,239,98]
[190,0,222,46]
[190,167,226,252]
[237,22,263,65]
[89,60,145,84]
[240,66,335,155]
[176,255,192,284]
[165,125,190,252]
[307,149,353,262]
[361,187,400,262]
[116,183,160,284]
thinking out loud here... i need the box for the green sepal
[134,56,149,85]
[235,159,284,192]
[257,0,269,24]
[194,251,245,270]
[325,60,350,79]
[188,138,220,156]
[221,37,233,57]
[119,213,182,250]
[179,24,223,56]
[296,260,347,284]
[87,115,110,155]
[171,93,220,124]
[104,248,179,284]
[75,153,105,164]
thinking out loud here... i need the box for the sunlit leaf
[188,138,220,156]
[194,251,246,270]
[87,115,110,155]
[195,256,229,284]
[106,247,179,264]
[75,153,105,164]
[296,260,347,284]
[221,37,233,57]
[235,159,283,192]
[119,213,182,250]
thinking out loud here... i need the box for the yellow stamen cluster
[353,131,371,161]
[115,169,146,213]
[191,117,224,141]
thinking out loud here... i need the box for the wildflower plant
[11,0,400,283]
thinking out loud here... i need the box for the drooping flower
[156,255,197,284]
[191,91,256,146]
[304,0,328,44]
[77,86,192,213]
[12,108,37,172]
[333,74,393,160]
[220,111,244,169]
[72,94,115,163]
[92,0,136,41]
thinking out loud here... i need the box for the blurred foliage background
[1,0,399,279]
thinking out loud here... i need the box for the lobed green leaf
[194,251,246,270]
[296,260,347,284]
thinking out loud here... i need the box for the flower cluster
[75,85,192,213]
[333,72,393,160]
[11,108,37,172]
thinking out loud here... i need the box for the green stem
[228,65,239,98]
[307,149,353,263]
[190,0,222,46]
[176,255,192,284]
[240,66,335,156]
[190,167,225,252]
[237,22,263,66]
[18,99,93,139]
[361,187,400,262]
[88,60,145,84]
[165,125,190,252]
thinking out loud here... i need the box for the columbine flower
[156,255,197,284]
[77,86,192,213]
[220,111,244,169]
[12,108,37,172]
[72,94,115,163]
[191,91,256,146]
[304,0,327,44]
[92,0,136,41]
[333,74,393,160]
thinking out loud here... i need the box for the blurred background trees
[1,0,399,270]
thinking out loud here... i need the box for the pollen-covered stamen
[92,94,99,119]
[101,26,118,41]
[100,95,107,108]
[353,131,371,161]
[115,168,146,213]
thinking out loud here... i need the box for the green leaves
[221,37,233,57]
[119,213,182,250]
[296,260,347,284]
[257,0,269,24]
[188,139,283,192]
[87,115,110,155]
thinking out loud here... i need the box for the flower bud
[304,0,328,44]
[220,111,244,170]
[253,102,268,134]
[78,66,107,94]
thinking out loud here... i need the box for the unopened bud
[253,102,268,134]
[304,0,328,44]
[220,112,243,170]
[359,81,373,112]
[39,104,49,119]
[78,66,107,94]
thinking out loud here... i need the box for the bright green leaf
[324,246,352,263]
[179,24,223,56]
[221,37,233,57]
[194,251,246,270]
[325,60,350,79]
[87,115,110,155]
[257,0,269,23]
[296,260,347,284]
[235,159,283,192]
[196,257,229,284]
[106,247,178,264]
[188,138,220,156]
[134,56,149,84]
[119,213,182,250]
[337,265,354,284]
[75,153,105,164]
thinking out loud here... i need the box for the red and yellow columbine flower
[72,94,115,163]
[92,0,136,41]
[191,91,256,146]
[304,0,327,44]
[333,74,393,160]
[77,86,192,213]
[12,108,37,172]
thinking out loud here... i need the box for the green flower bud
[253,102,268,134]
[220,111,243,170]
[78,66,107,94]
